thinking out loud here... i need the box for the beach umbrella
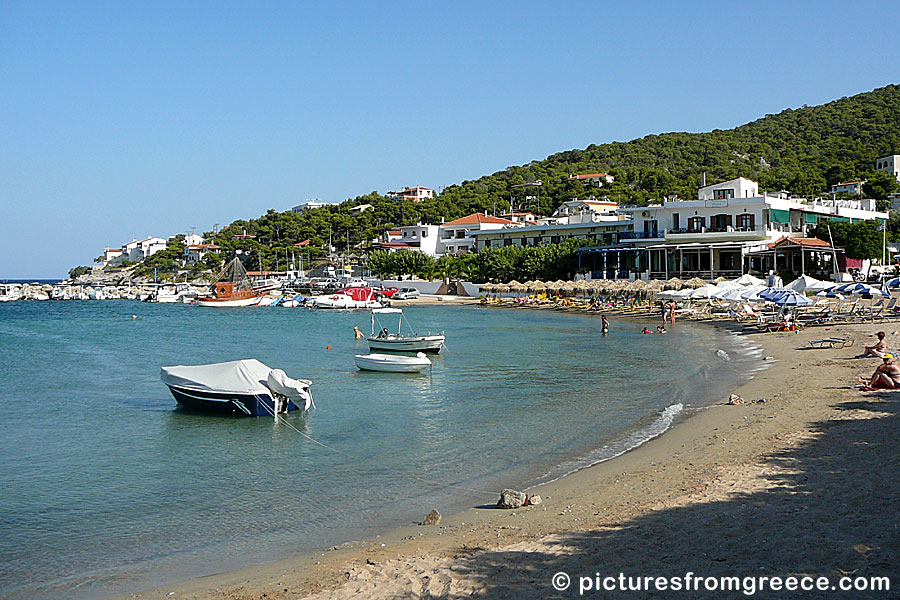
[715,279,741,289]
[713,276,729,283]
[720,288,749,302]
[664,277,683,290]
[689,284,727,299]
[684,277,708,289]
[506,280,525,293]
[815,289,845,299]
[646,279,664,291]
[757,287,783,301]
[784,275,825,293]
[479,282,496,292]
[850,283,891,298]
[734,273,765,287]
[886,277,900,288]
[527,280,547,293]
[769,289,813,306]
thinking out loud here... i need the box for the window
[503,238,512,247]
[672,213,680,229]
[688,216,705,231]
[738,213,755,230]
[714,188,735,200]
[422,229,428,237]
[643,219,658,233]
[551,236,561,244]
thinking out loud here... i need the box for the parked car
[373,286,400,299]
[393,287,420,300]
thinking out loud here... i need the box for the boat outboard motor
[266,369,315,411]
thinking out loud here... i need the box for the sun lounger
[808,337,854,349]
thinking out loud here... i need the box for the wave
[531,402,685,488]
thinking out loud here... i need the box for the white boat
[354,352,431,373]
[313,286,382,309]
[0,284,23,302]
[160,359,315,417]
[367,308,445,353]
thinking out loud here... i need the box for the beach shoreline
[119,315,899,600]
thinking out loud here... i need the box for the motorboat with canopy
[366,308,445,353]
[160,359,314,416]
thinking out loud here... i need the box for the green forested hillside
[203,84,900,271]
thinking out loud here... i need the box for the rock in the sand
[422,509,442,525]
[525,494,542,506]
[497,489,527,509]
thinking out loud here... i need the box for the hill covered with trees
[203,84,900,271]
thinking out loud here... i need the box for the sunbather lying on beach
[858,354,900,390]
[857,331,888,358]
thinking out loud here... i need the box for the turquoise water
[0,301,764,599]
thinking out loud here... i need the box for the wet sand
[123,320,899,599]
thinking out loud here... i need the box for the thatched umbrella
[544,280,563,293]
[527,280,547,293]
[495,283,510,294]
[646,279,664,291]
[574,279,592,293]
[628,279,648,291]
[561,280,579,296]
[684,277,708,289]
[479,282,496,293]
[507,280,526,293]
[713,276,729,284]
[664,277,683,290]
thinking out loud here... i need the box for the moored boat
[354,352,431,373]
[197,257,272,307]
[366,308,445,353]
[313,286,382,309]
[160,359,314,416]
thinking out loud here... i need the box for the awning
[770,208,791,223]
[830,216,851,223]
[803,212,819,224]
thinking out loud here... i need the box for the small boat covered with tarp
[160,359,314,416]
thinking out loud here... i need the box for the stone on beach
[497,489,527,509]
[421,509,442,525]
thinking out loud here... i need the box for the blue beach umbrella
[770,289,813,306]
[886,277,900,288]
[757,287,784,301]
[850,283,890,298]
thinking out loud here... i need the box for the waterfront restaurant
[587,176,889,280]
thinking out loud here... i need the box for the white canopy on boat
[160,359,312,403]
[372,308,403,314]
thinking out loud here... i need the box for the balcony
[619,230,663,240]
[664,226,768,242]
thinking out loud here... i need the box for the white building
[471,218,632,252]
[568,172,614,187]
[376,223,441,256]
[184,244,220,264]
[549,199,620,225]
[830,181,865,196]
[102,247,124,264]
[387,186,434,202]
[438,213,518,255]
[349,203,373,214]
[876,155,900,183]
[292,199,328,212]
[121,237,167,263]
[613,177,887,280]
[183,233,205,246]
[499,211,538,224]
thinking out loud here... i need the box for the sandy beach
[124,317,899,599]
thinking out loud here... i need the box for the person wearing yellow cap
[858,353,900,391]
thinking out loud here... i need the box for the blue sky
[2,1,899,278]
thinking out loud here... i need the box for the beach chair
[808,337,854,349]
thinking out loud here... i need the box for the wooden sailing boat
[197,255,272,307]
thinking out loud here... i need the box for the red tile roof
[442,213,515,227]
[768,236,831,250]
[569,173,610,180]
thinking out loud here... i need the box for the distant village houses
[387,186,434,202]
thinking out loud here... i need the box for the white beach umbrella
[689,284,727,299]
[784,275,825,293]
[739,285,768,301]
[720,288,749,302]
[734,274,765,287]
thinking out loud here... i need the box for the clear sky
[2,0,899,278]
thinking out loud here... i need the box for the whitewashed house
[375,223,441,256]
[438,213,518,255]
[876,155,900,183]
[387,186,434,202]
[122,237,167,263]
[184,244,220,264]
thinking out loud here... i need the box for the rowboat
[353,352,431,373]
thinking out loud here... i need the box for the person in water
[353,326,365,339]
[641,327,651,334]
[859,354,900,390]
[601,315,610,333]
[657,326,667,334]
[858,331,888,358]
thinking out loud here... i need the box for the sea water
[0,301,765,599]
